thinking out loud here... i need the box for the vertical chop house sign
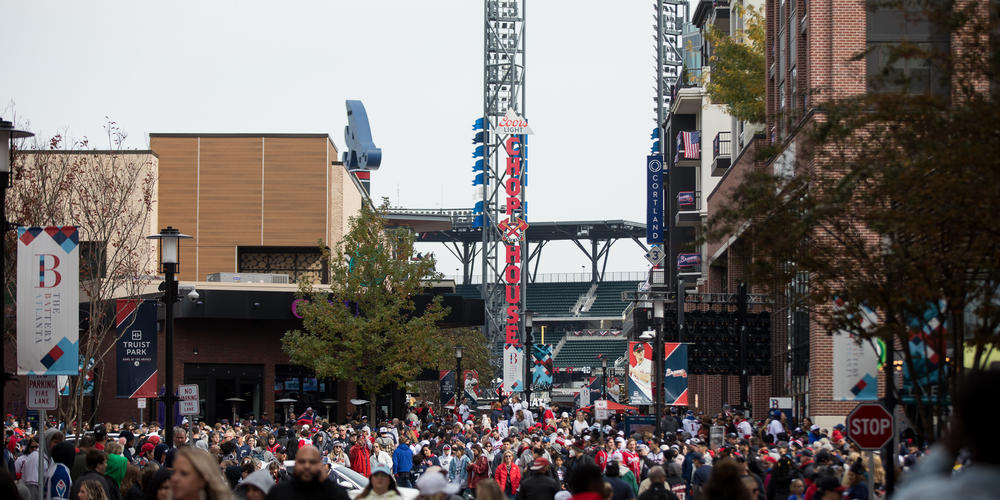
[500,135,528,345]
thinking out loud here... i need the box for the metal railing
[447,271,649,285]
[714,131,732,159]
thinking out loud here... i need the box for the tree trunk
[369,390,377,423]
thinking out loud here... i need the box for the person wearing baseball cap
[518,457,561,500]
[357,464,401,499]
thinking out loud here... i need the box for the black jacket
[266,477,349,500]
[517,471,561,500]
[637,483,679,500]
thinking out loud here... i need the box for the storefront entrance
[184,363,264,424]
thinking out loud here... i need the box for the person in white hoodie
[371,441,394,471]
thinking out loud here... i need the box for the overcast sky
[0,0,660,279]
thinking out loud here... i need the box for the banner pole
[39,408,46,497]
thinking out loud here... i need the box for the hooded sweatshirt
[235,468,275,499]
[393,443,414,474]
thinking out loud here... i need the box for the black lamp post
[601,356,608,402]
[653,297,665,438]
[523,310,533,407]
[147,226,191,448]
[0,119,33,418]
[454,344,463,410]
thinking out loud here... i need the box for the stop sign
[846,403,893,450]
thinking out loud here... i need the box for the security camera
[187,289,200,302]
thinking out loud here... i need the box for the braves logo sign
[498,217,529,244]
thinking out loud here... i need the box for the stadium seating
[583,281,642,317]
[455,281,640,318]
[552,338,627,368]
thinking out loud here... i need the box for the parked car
[283,461,418,500]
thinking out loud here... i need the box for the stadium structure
[388,207,651,404]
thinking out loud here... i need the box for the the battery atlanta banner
[439,370,456,407]
[503,343,524,393]
[663,342,689,406]
[17,226,80,376]
[628,342,654,405]
[116,300,158,398]
[531,344,553,391]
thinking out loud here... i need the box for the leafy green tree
[702,1,999,439]
[704,4,766,123]
[282,201,450,421]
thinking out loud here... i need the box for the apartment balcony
[674,130,701,167]
[675,190,702,228]
[670,68,704,115]
[711,131,732,176]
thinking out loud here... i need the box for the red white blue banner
[663,343,689,406]
[440,370,456,406]
[115,300,158,398]
[17,226,80,376]
[463,370,480,405]
[677,253,701,268]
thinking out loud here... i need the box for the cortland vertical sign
[646,155,665,243]
[17,226,80,376]
[499,109,532,394]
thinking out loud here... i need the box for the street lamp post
[147,227,191,448]
[454,344,463,412]
[523,310,533,407]
[653,297,665,438]
[0,119,33,417]
[601,356,608,402]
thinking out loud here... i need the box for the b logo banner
[17,226,80,376]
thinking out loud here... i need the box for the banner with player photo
[628,342,654,405]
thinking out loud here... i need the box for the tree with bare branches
[5,118,156,437]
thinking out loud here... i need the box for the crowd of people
[1,369,996,500]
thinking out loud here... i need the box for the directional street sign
[645,245,665,265]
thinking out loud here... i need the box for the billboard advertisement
[17,226,80,376]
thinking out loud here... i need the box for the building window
[866,0,950,94]
[79,241,107,282]
[238,246,328,284]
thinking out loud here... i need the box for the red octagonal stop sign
[846,403,893,450]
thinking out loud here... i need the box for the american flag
[681,131,700,159]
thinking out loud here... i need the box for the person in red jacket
[467,444,491,493]
[495,450,523,500]
[349,434,371,478]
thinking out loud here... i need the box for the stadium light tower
[478,0,529,385]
